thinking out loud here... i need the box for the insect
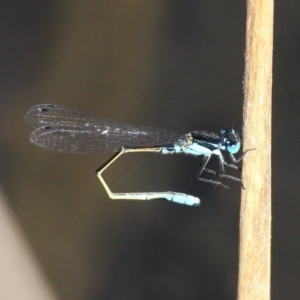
[25,104,251,206]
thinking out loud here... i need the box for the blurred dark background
[0,1,298,299]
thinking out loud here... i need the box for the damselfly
[25,104,251,206]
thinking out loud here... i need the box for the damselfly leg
[197,148,255,189]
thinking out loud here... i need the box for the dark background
[0,1,298,299]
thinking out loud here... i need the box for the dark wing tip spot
[39,104,55,112]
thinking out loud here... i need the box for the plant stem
[237,0,273,299]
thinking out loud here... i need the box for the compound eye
[221,127,233,136]
[226,141,240,154]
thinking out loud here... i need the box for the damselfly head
[220,127,241,154]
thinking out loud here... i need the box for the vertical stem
[237,0,273,300]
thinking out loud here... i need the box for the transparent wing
[25,104,182,153]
